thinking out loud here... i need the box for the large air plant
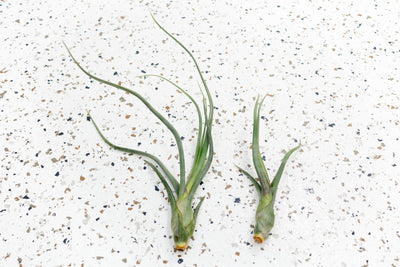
[236,95,300,243]
[64,13,213,250]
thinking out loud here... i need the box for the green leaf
[137,74,203,143]
[186,95,213,198]
[88,112,179,193]
[235,165,261,196]
[149,12,214,199]
[185,114,209,193]
[149,11,211,105]
[271,142,301,199]
[138,74,205,177]
[193,196,205,222]
[252,95,270,195]
[145,160,177,207]
[63,42,186,195]
[187,124,213,200]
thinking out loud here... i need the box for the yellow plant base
[175,242,187,251]
[253,234,264,244]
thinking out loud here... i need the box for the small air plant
[236,95,300,244]
[63,13,213,251]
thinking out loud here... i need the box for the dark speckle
[55,171,60,176]
[234,198,240,203]
[155,185,159,191]
[177,259,183,264]
[305,188,314,194]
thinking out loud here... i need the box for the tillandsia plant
[63,12,214,250]
[236,95,300,244]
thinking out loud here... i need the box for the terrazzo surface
[1,0,400,266]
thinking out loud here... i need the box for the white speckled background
[1,0,400,266]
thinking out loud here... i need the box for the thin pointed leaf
[252,96,270,194]
[182,85,208,189]
[188,122,213,200]
[149,12,212,110]
[138,74,204,167]
[257,94,268,119]
[235,165,261,196]
[63,42,186,194]
[150,11,214,157]
[194,95,208,165]
[149,13,214,198]
[136,74,203,125]
[88,112,179,192]
[271,143,301,197]
[145,160,177,207]
[193,197,205,221]
[197,94,214,176]
[185,135,208,192]
[188,97,208,171]
[186,95,213,194]
[199,95,209,150]
[194,85,208,164]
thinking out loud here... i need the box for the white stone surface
[1,0,400,266]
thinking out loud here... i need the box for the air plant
[63,12,213,250]
[236,95,300,243]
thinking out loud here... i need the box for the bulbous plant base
[175,242,188,251]
[171,196,202,251]
[253,193,274,244]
